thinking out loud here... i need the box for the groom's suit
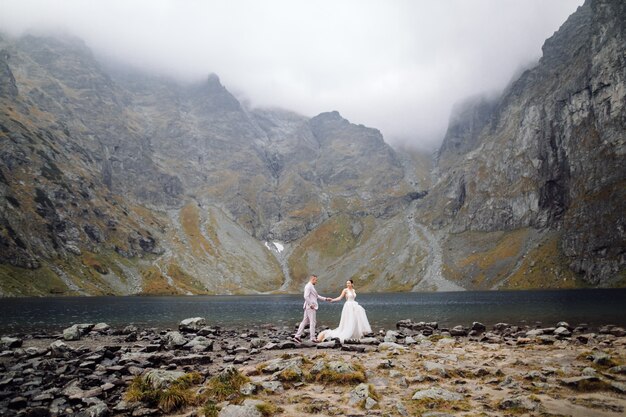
[295,281,326,341]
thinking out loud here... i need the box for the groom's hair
[310,274,317,279]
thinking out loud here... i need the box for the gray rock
[316,340,338,349]
[591,351,612,365]
[348,383,370,406]
[143,369,185,389]
[582,367,597,377]
[328,361,356,374]
[499,396,537,411]
[424,361,448,377]
[186,336,213,352]
[239,382,257,396]
[378,342,406,351]
[50,340,73,358]
[75,400,109,417]
[412,387,462,402]
[395,402,409,417]
[554,326,572,337]
[609,365,626,374]
[365,397,378,410]
[450,325,467,336]
[162,331,187,349]
[358,337,380,345]
[218,404,262,417]
[471,322,486,332]
[559,375,601,388]
[404,336,417,345]
[63,325,81,341]
[8,396,27,409]
[0,337,22,349]
[172,354,212,366]
[384,330,400,343]
[260,381,283,393]
[249,338,266,349]
[261,356,304,373]
[611,381,626,394]
[179,317,207,332]
[92,323,110,333]
[122,325,138,335]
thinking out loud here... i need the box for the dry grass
[314,362,367,385]
[200,367,250,403]
[180,203,216,258]
[505,233,583,289]
[140,265,180,295]
[410,397,472,416]
[256,402,281,416]
[125,372,202,413]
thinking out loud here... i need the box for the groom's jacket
[303,282,324,310]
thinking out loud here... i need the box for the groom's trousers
[295,308,317,341]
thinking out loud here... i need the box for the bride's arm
[331,289,346,303]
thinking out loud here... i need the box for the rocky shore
[1,318,625,416]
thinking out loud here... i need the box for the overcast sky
[0,0,583,149]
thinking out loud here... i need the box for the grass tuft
[256,402,281,416]
[125,372,202,413]
[201,367,250,403]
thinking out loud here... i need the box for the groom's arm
[317,293,331,301]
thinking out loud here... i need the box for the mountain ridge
[0,0,624,296]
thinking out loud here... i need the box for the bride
[317,279,372,343]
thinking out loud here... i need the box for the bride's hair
[347,279,354,286]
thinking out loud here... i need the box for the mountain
[0,0,624,296]
[419,0,625,289]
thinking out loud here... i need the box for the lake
[1,289,625,334]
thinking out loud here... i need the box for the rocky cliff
[0,0,623,296]
[423,0,625,288]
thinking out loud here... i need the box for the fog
[0,0,583,149]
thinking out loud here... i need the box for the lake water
[0,289,625,335]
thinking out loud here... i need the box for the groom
[293,274,331,344]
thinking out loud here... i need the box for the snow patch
[264,241,285,253]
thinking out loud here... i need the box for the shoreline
[1,319,625,416]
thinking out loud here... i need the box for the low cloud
[0,0,583,149]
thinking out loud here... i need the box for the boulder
[424,361,448,377]
[384,330,400,343]
[179,317,207,332]
[471,322,486,332]
[0,337,22,349]
[143,369,186,389]
[122,325,138,335]
[260,381,283,393]
[450,326,467,337]
[63,325,81,341]
[50,340,73,358]
[412,387,462,402]
[75,400,109,417]
[218,404,262,417]
[348,383,371,406]
[591,351,613,366]
[378,342,406,351]
[92,323,111,333]
[554,326,572,337]
[162,331,187,349]
[328,361,356,374]
[186,336,213,352]
[499,396,537,411]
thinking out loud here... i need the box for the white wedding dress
[318,289,371,343]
